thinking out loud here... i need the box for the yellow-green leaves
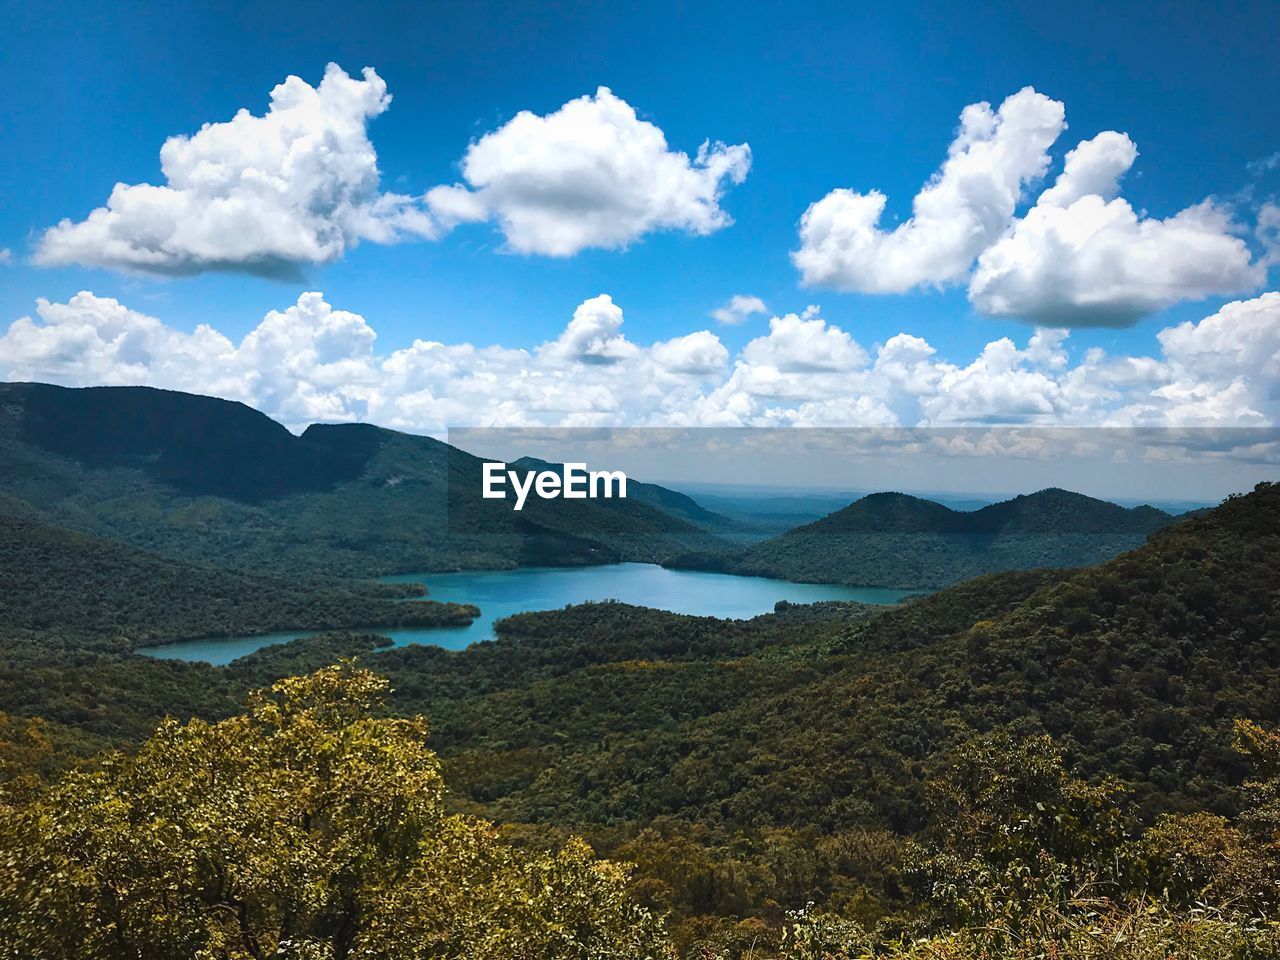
[0,663,667,960]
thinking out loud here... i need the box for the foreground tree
[0,663,667,960]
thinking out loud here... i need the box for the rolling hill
[666,487,1176,588]
[0,512,476,657]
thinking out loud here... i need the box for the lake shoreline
[140,561,922,665]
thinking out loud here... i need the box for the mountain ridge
[665,486,1178,588]
[0,382,730,575]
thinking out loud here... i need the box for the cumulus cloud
[1139,291,1280,425]
[425,87,751,256]
[794,90,1268,327]
[740,307,868,373]
[34,64,437,278]
[711,294,768,325]
[4,290,1278,433]
[539,294,638,365]
[793,87,1065,293]
[970,132,1263,326]
[651,330,729,376]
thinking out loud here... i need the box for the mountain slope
[0,382,730,575]
[8,382,375,501]
[667,487,1175,588]
[0,513,476,657]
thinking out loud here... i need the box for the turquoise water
[140,562,917,665]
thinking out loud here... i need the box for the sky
[1,0,1278,450]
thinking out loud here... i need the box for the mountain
[665,487,1176,588]
[509,456,731,530]
[0,382,730,575]
[6,382,375,501]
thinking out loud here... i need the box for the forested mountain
[667,487,1175,588]
[3,475,1277,955]
[0,382,729,575]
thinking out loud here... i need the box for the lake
[141,562,918,665]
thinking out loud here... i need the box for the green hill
[0,513,476,657]
[667,487,1175,588]
[0,382,730,575]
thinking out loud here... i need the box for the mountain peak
[3,382,376,502]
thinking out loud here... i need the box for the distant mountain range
[665,488,1177,588]
[0,383,1184,586]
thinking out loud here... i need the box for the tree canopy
[0,664,666,960]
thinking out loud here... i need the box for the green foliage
[0,664,667,960]
[778,726,1280,960]
[906,733,1130,928]
[780,900,1280,960]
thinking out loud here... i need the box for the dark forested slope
[0,382,728,574]
[667,488,1175,588]
[0,513,475,655]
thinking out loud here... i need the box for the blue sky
[1,0,1278,438]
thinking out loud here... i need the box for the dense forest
[667,488,1175,588]
[3,448,1279,955]
[0,513,475,656]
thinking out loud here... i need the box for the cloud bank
[4,290,1277,434]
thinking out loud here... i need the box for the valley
[2,383,1278,957]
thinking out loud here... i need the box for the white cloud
[538,294,638,365]
[740,307,868,373]
[1258,202,1280,265]
[711,294,768,325]
[0,248,11,265]
[918,336,1066,424]
[34,64,437,278]
[1140,290,1280,425]
[970,132,1263,326]
[426,87,750,256]
[793,91,1268,328]
[792,87,1065,293]
[4,290,1279,433]
[34,77,751,274]
[651,330,729,376]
